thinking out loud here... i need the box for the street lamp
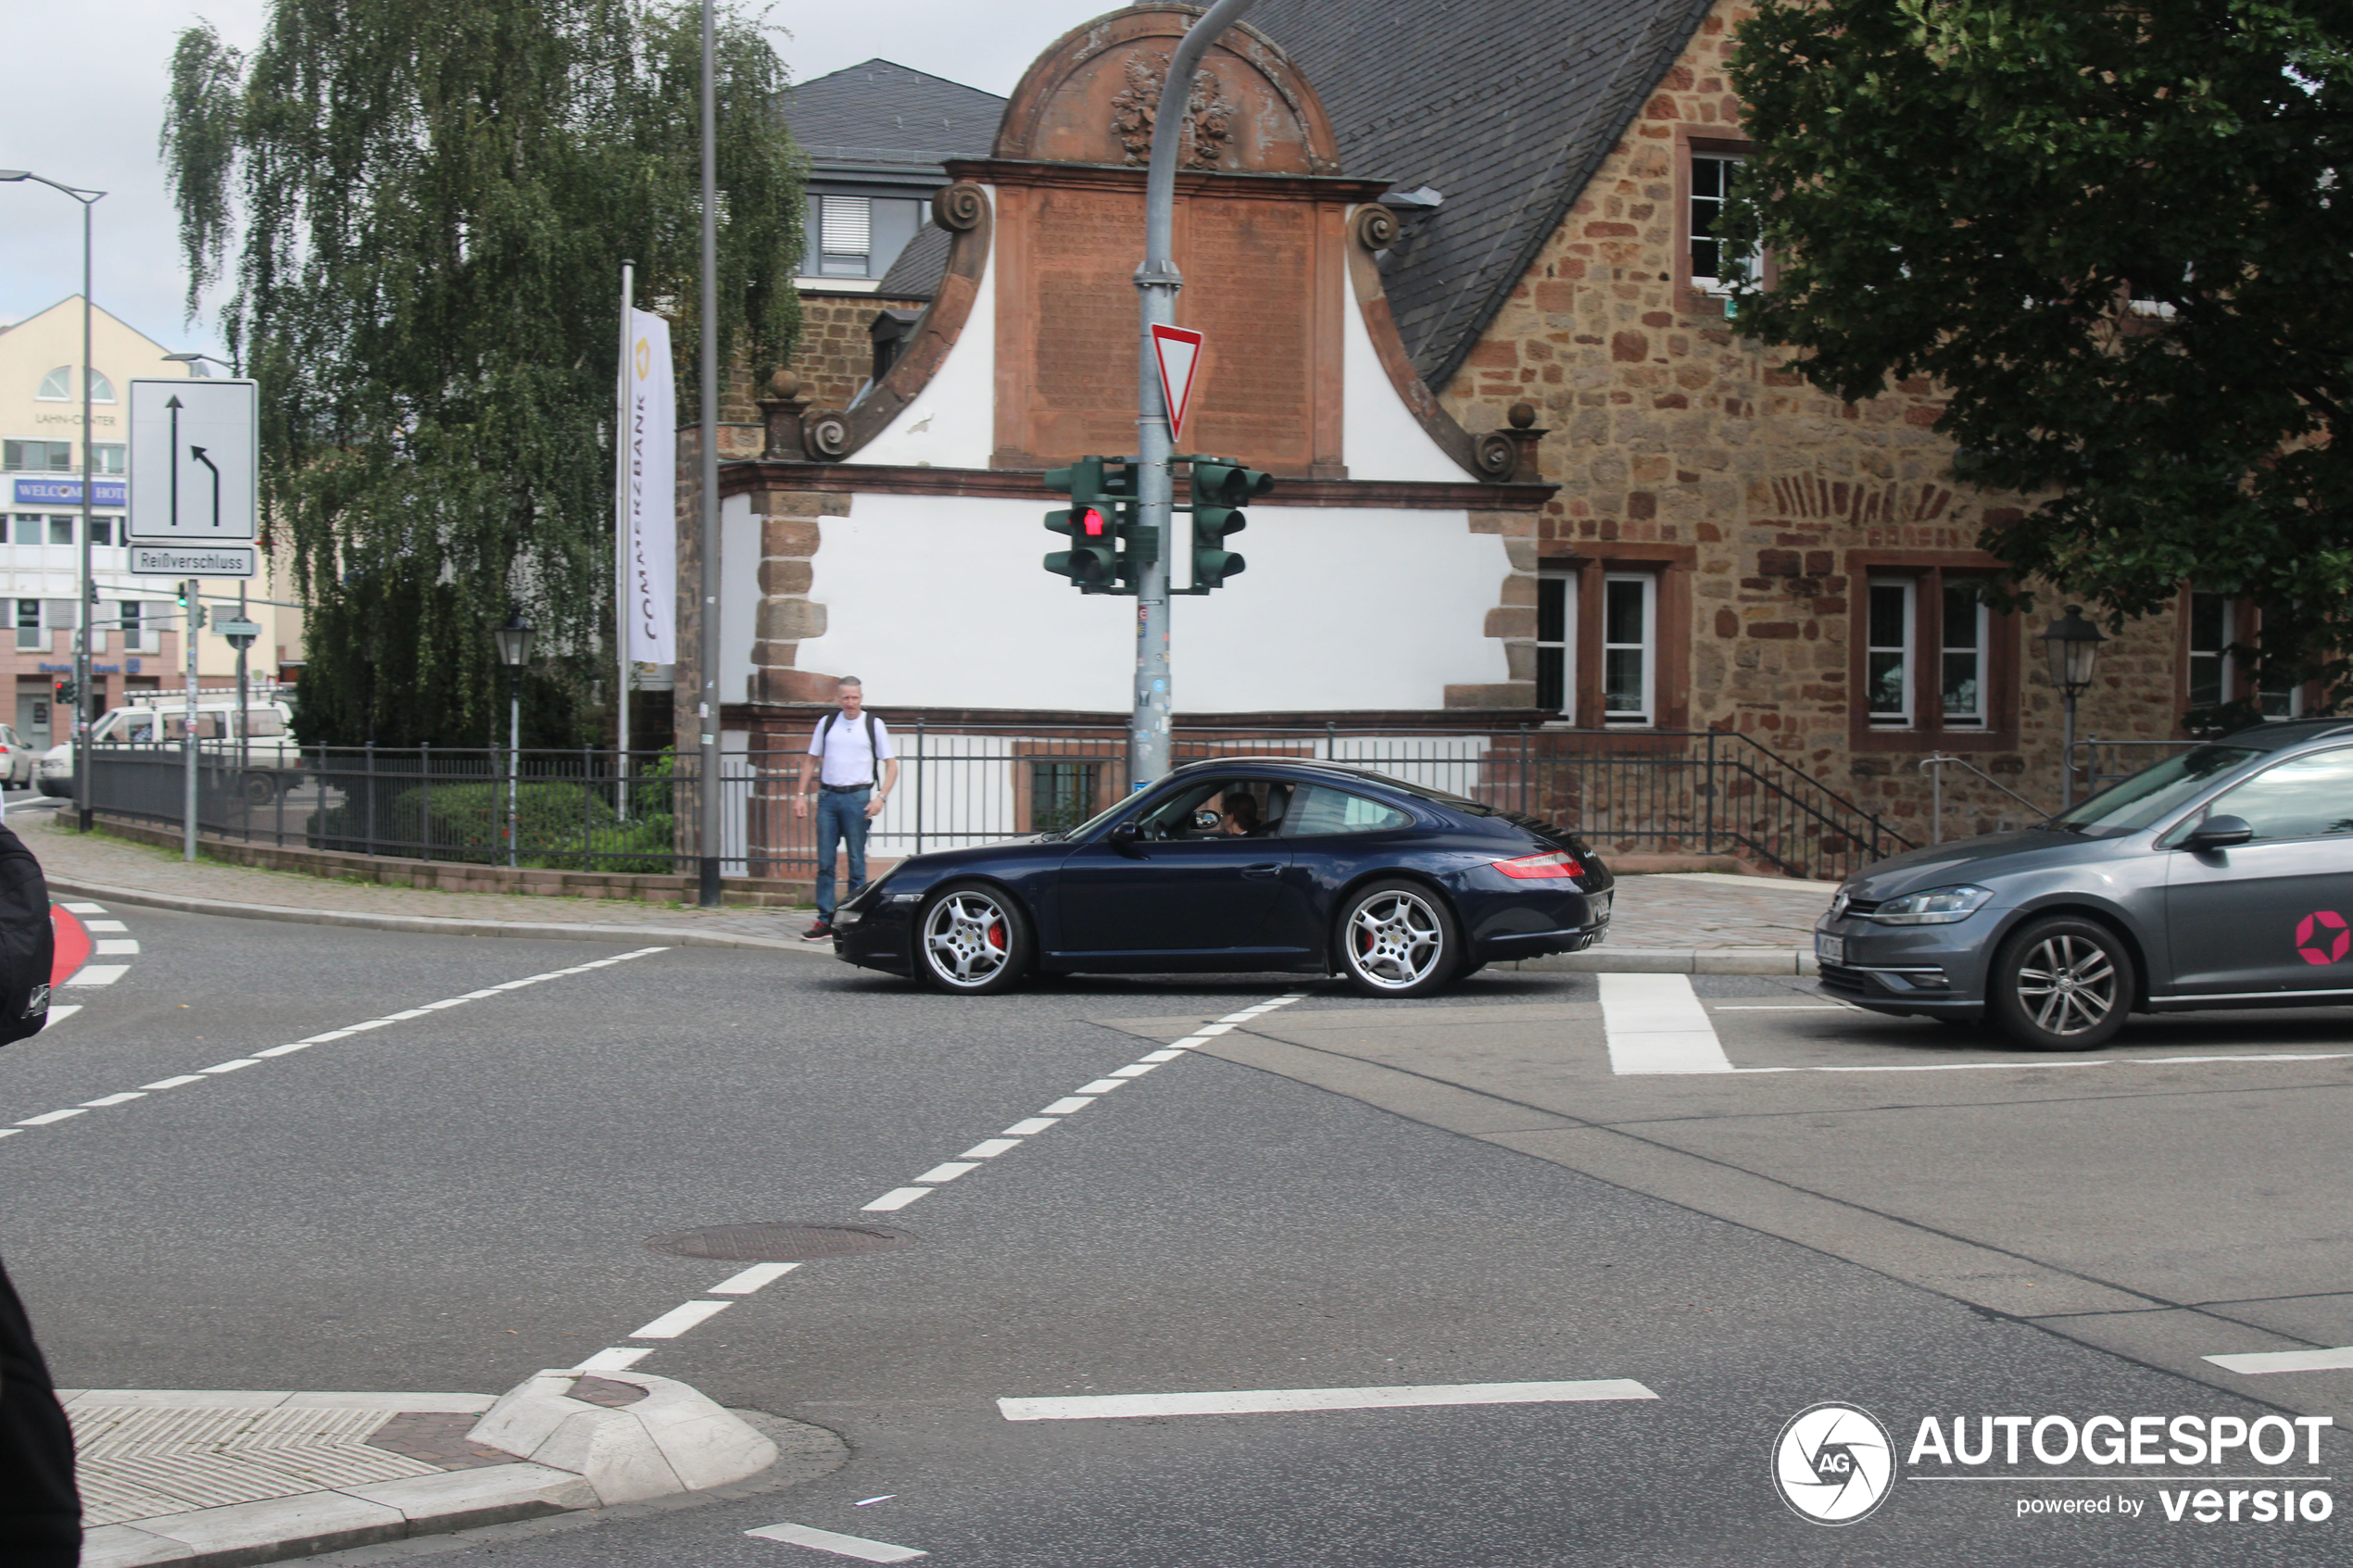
[2043,604,2107,808]
[1,169,107,831]
[494,610,536,869]
[162,350,235,378]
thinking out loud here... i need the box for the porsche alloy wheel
[1337,880,1458,998]
[918,884,1030,995]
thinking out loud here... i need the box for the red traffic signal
[1079,507,1106,537]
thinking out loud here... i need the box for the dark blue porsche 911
[831,758,1614,997]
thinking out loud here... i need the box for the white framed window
[35,367,69,401]
[92,443,125,475]
[2188,591,2233,709]
[819,195,871,276]
[9,514,38,546]
[47,515,72,546]
[1601,572,1655,725]
[14,599,41,651]
[1535,566,1576,716]
[3,440,72,471]
[1690,154,1753,294]
[1940,583,1989,729]
[88,370,115,403]
[1867,577,1916,727]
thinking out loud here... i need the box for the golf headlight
[1869,884,1993,924]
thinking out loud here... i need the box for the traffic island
[71,1374,845,1568]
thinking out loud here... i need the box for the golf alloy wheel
[1991,916,2132,1050]
[1338,880,1457,998]
[918,884,1029,995]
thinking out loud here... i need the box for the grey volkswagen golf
[1815,720,2353,1050]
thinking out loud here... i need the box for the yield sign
[1151,325,1204,444]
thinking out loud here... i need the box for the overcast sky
[0,1,1108,360]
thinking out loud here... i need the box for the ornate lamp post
[493,611,536,868]
[2043,605,2106,808]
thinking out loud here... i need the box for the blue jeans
[814,787,871,921]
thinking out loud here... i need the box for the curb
[1511,947,1818,976]
[75,1375,844,1568]
[38,874,826,956]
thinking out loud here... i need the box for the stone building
[684,1,2233,867]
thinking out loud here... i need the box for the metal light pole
[181,580,202,860]
[2043,604,2106,809]
[495,611,536,869]
[1130,0,1256,790]
[0,170,106,830]
[695,0,724,904]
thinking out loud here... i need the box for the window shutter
[821,196,872,256]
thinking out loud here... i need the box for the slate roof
[1248,0,1718,390]
[784,58,1006,170]
[876,221,954,299]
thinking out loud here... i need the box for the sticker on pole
[1151,325,1204,444]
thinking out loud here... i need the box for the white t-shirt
[808,709,894,787]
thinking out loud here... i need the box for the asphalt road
[4,906,2347,1565]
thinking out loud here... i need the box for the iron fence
[84,723,1919,885]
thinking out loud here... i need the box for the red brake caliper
[988,920,1005,950]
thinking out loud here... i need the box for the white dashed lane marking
[570,990,1316,1374]
[746,1522,926,1562]
[998,1378,1661,1422]
[3,947,668,1137]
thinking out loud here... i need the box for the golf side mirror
[2184,814,2253,851]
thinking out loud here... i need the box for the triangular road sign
[1151,325,1204,445]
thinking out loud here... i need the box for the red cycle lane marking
[50,906,90,986]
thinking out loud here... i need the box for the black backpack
[0,822,55,1047]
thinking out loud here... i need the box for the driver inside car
[1218,792,1262,837]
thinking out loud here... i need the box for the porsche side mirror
[2183,814,2253,851]
[1108,820,1140,846]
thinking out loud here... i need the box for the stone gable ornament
[1111,50,1236,169]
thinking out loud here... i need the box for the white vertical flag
[622,308,677,663]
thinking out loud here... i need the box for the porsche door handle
[1240,863,1282,879]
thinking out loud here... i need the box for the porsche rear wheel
[1336,880,1458,998]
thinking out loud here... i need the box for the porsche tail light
[1491,849,1582,880]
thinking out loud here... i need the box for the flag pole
[614,259,634,816]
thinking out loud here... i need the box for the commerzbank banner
[621,307,676,664]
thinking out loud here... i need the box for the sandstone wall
[1437,0,2191,835]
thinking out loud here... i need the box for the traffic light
[1042,456,1137,595]
[52,678,73,709]
[1180,458,1273,593]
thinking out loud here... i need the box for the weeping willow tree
[162,0,803,746]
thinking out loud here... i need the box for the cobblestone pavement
[11,806,1834,950]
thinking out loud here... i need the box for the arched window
[88,370,116,403]
[35,367,69,401]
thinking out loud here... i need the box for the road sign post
[1132,0,1259,792]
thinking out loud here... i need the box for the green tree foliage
[161,1,803,745]
[1727,2,2353,693]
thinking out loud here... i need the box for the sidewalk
[14,807,1835,970]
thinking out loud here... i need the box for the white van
[37,697,299,797]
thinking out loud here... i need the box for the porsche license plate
[1815,934,1844,965]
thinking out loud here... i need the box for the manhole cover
[646,1223,916,1262]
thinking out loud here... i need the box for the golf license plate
[1815,933,1844,965]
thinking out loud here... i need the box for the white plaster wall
[1341,243,1477,483]
[791,495,1506,712]
[851,186,998,471]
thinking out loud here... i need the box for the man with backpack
[794,677,898,941]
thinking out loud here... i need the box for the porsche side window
[1139,780,1290,840]
[2196,746,2353,842]
[1283,784,1409,837]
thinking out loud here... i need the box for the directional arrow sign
[1151,325,1204,445]
[128,379,258,543]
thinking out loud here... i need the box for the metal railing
[82,723,1919,885]
[2069,735,2202,798]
